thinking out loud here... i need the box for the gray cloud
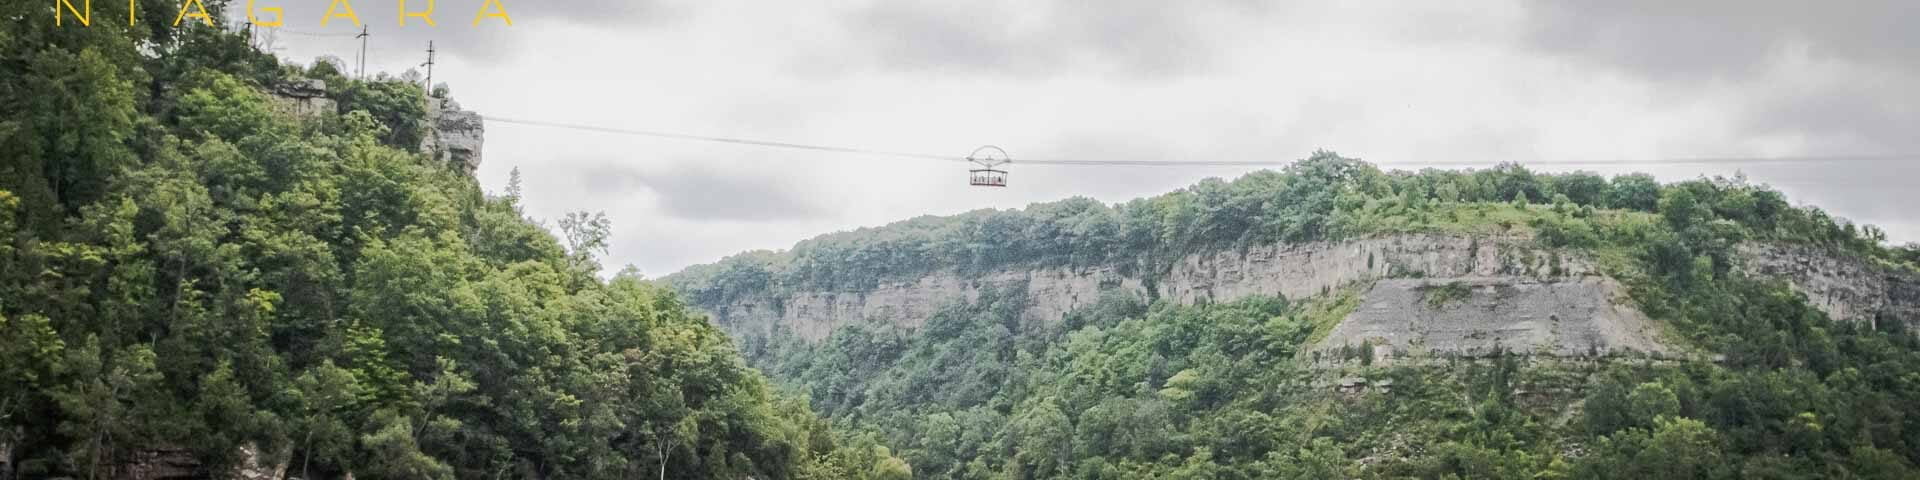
[818,0,1265,78]
[238,0,682,64]
[1524,1,1918,80]
[1743,78,1920,151]
[578,161,831,222]
[1520,1,1920,151]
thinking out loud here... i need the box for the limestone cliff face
[1316,277,1672,361]
[704,234,1597,342]
[1739,242,1920,331]
[421,97,485,174]
[694,233,1920,358]
[1157,234,1594,305]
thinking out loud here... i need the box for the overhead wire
[272,28,361,38]
[484,116,961,163]
[482,114,1920,169]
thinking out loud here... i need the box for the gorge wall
[694,234,1920,359]
[1740,242,1920,330]
[1316,277,1671,361]
[701,234,1639,354]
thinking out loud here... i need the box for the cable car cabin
[966,145,1012,187]
[970,168,1008,187]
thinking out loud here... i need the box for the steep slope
[692,232,1687,358]
[1318,277,1670,359]
[1741,242,1920,327]
[0,16,906,480]
[674,200,1917,360]
[669,154,1920,478]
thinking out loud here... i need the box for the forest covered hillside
[0,5,909,480]
[668,152,1920,478]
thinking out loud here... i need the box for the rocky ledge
[694,233,1920,360]
[1312,277,1674,363]
[1739,242,1920,331]
[421,97,485,174]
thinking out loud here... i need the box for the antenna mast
[355,26,370,79]
[421,41,436,94]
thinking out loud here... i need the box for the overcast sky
[255,0,1920,276]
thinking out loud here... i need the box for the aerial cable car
[967,145,1011,187]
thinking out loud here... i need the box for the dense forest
[672,153,1920,478]
[0,3,910,479]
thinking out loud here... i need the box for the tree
[1553,171,1609,207]
[336,77,428,148]
[1435,181,1462,204]
[1575,417,1728,480]
[1625,383,1681,430]
[1257,437,1349,479]
[1608,173,1661,212]
[0,313,64,459]
[288,361,365,480]
[1486,162,1543,204]
[8,48,138,222]
[49,340,165,480]
[359,410,453,480]
[1008,400,1073,478]
[559,211,611,278]
[504,167,524,203]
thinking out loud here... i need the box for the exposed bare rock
[78,443,291,480]
[696,233,1909,358]
[269,78,336,118]
[714,263,1148,341]
[706,234,1589,342]
[421,97,485,174]
[118,447,199,480]
[1313,277,1674,361]
[1158,234,1593,305]
[231,443,289,480]
[1738,243,1920,331]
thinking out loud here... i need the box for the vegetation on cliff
[731,266,1920,478]
[670,151,1920,478]
[0,6,905,479]
[670,151,1917,304]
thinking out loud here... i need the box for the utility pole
[355,26,370,79]
[421,41,436,95]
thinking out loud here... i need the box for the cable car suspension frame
[967,145,1011,187]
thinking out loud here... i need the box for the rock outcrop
[1157,234,1594,305]
[1739,243,1920,331]
[694,234,1917,358]
[421,97,485,174]
[268,78,336,118]
[117,447,199,480]
[1314,277,1673,361]
[230,443,290,480]
[104,443,288,480]
[706,234,1595,342]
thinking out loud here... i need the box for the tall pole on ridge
[356,26,370,79]
[422,41,436,94]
